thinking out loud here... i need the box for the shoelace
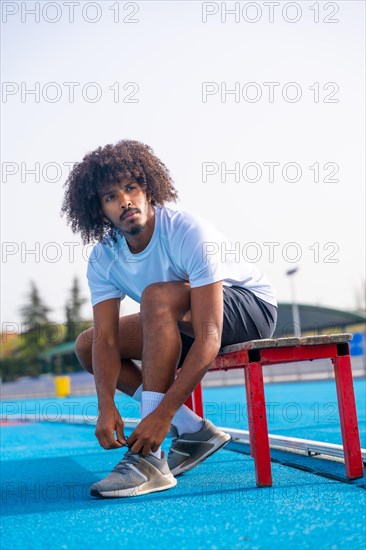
[167,431,179,459]
[113,451,141,474]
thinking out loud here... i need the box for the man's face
[99,178,153,237]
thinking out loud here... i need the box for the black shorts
[178,286,277,368]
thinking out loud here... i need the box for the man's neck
[124,207,156,254]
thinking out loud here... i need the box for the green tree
[18,281,53,376]
[64,277,87,342]
[20,281,51,328]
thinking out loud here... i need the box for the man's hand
[95,403,127,449]
[127,410,172,456]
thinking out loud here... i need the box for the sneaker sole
[170,432,231,477]
[90,473,177,498]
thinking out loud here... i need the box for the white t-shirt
[87,206,277,308]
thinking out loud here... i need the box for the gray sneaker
[167,419,231,476]
[90,450,177,498]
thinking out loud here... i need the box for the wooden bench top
[218,333,353,355]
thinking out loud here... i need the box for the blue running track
[1,379,365,549]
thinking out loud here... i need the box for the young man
[62,140,277,498]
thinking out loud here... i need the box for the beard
[115,202,150,239]
[125,223,145,236]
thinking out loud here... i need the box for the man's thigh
[118,313,144,359]
[177,286,278,367]
[76,313,144,363]
[220,286,277,346]
[120,282,194,357]
[141,281,194,338]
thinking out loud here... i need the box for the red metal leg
[185,394,193,411]
[332,353,364,479]
[244,367,255,457]
[192,383,204,417]
[245,361,272,487]
[184,383,204,418]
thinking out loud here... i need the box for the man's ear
[100,211,109,224]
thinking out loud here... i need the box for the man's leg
[75,313,143,396]
[84,283,212,498]
[138,282,230,471]
[135,281,204,457]
[75,306,203,439]
[77,282,227,455]
[78,284,230,496]
[140,281,193,392]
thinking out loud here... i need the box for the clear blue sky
[1,0,365,328]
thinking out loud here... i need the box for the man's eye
[126,186,135,191]
[106,194,114,201]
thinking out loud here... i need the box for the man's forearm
[92,343,122,405]
[157,340,219,419]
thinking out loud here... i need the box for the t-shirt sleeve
[87,246,125,307]
[178,216,227,288]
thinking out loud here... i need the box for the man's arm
[159,281,223,414]
[92,298,126,449]
[128,281,223,455]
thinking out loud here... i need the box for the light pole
[286,267,301,337]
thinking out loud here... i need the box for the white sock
[172,405,204,436]
[141,390,165,459]
[132,385,143,402]
[136,384,204,437]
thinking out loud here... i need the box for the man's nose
[118,190,131,209]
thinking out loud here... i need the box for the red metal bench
[185,333,364,487]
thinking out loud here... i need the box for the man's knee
[75,330,93,372]
[140,282,190,319]
[141,283,169,313]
